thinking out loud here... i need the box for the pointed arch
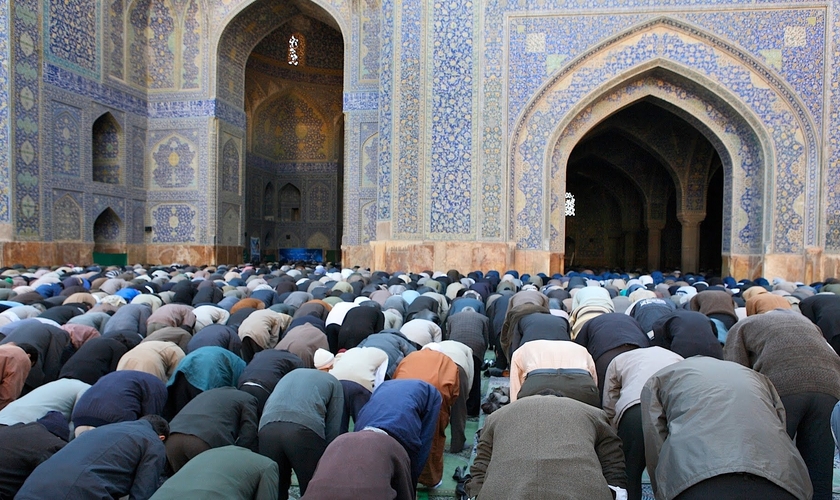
[263,182,275,219]
[93,207,123,246]
[92,112,123,184]
[279,183,301,221]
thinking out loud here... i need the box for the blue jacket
[71,370,167,428]
[16,419,166,500]
[355,379,441,485]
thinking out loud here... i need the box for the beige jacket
[509,340,596,402]
[238,309,292,349]
[116,340,185,382]
[602,346,683,428]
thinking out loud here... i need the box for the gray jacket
[641,356,812,500]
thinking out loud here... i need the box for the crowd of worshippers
[0,263,839,500]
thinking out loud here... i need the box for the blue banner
[278,248,324,262]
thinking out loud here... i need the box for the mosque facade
[0,0,837,281]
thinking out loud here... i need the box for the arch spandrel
[511,17,816,258]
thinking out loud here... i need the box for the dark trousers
[780,392,838,500]
[164,373,202,420]
[467,355,482,417]
[165,433,211,472]
[449,366,469,452]
[259,421,327,500]
[240,383,271,416]
[241,337,263,363]
[517,370,600,408]
[595,345,637,399]
[340,380,371,434]
[674,473,797,500]
[617,404,645,500]
[494,344,508,370]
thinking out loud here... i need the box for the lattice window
[288,33,305,66]
[565,192,575,217]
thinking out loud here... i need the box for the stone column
[678,211,706,273]
[646,220,665,271]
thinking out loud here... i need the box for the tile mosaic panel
[109,0,124,79]
[308,182,331,223]
[151,203,196,242]
[428,0,474,235]
[131,128,146,189]
[181,0,201,90]
[127,0,152,88]
[252,94,328,162]
[52,104,82,177]
[151,135,197,189]
[826,3,840,251]
[395,0,422,234]
[360,124,378,189]
[377,0,394,221]
[53,194,83,241]
[359,0,380,83]
[130,199,146,244]
[13,0,42,237]
[46,0,99,77]
[222,139,241,193]
[361,199,376,244]
[0,0,8,224]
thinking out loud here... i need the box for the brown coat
[393,350,460,486]
[0,344,31,410]
[146,304,197,332]
[303,430,414,500]
[275,324,328,368]
[724,310,840,398]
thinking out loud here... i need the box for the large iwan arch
[509,17,818,280]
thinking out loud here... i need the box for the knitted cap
[313,348,335,370]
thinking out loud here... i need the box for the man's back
[150,446,278,500]
[467,395,625,499]
[16,419,166,500]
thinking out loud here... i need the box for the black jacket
[0,422,66,500]
[169,387,259,451]
[574,313,650,361]
[237,349,303,394]
[58,335,133,385]
[0,319,69,390]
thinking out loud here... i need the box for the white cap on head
[313,348,335,370]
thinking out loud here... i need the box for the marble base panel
[362,241,562,275]
[342,244,373,268]
[145,245,244,265]
[1,242,95,267]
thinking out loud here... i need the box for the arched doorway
[215,0,345,263]
[93,208,127,265]
[565,99,724,274]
